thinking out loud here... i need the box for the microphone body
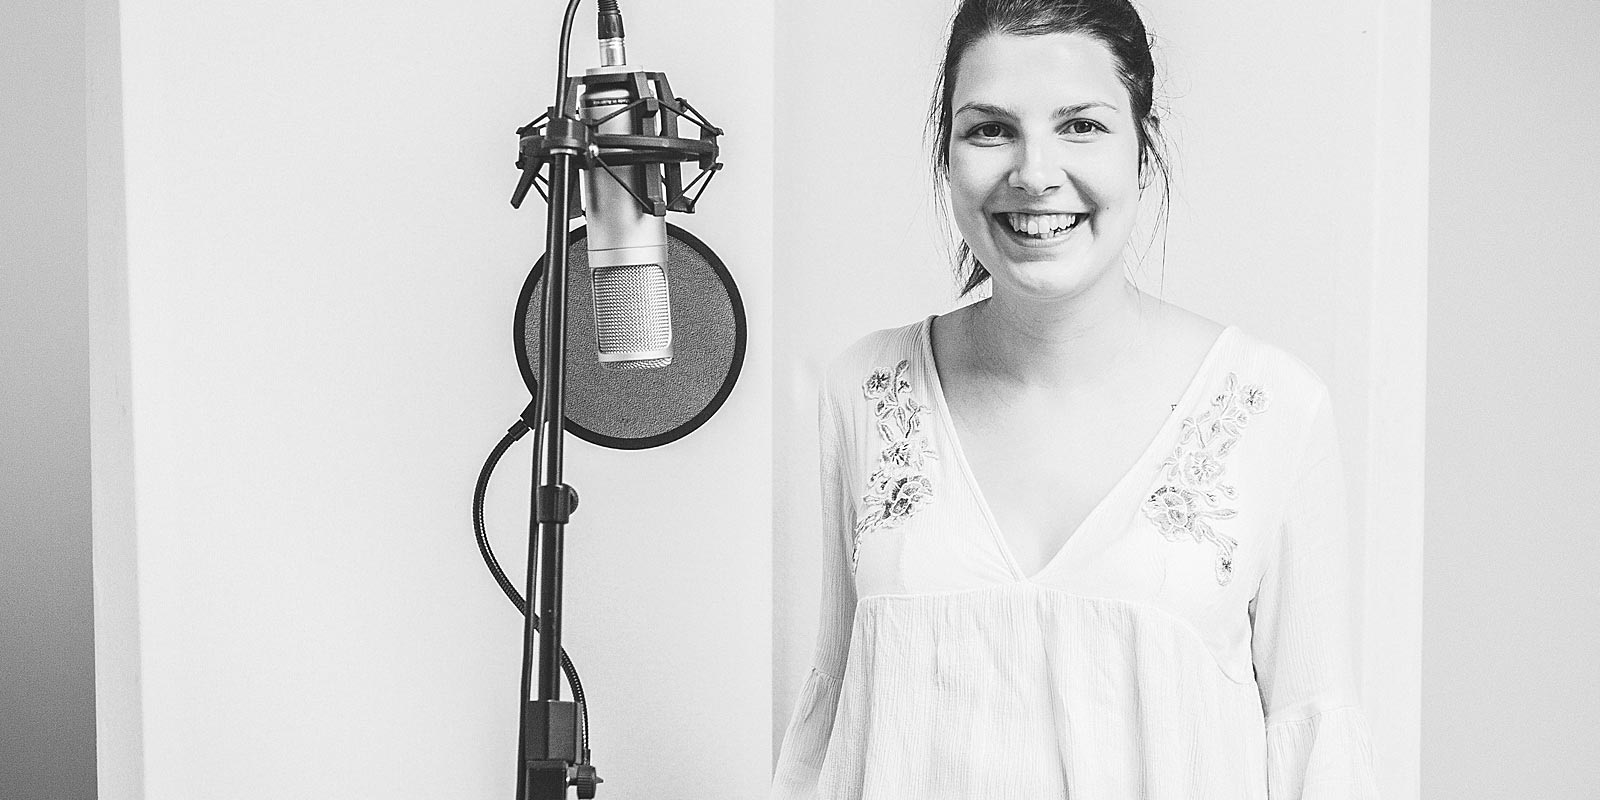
[581,64,673,371]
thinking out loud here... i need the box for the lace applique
[852,359,937,572]
[1142,372,1269,585]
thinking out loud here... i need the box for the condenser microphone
[508,0,733,446]
[580,13,672,370]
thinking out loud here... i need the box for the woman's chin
[984,257,1121,303]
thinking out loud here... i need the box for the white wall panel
[115,0,772,796]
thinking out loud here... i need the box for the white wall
[1426,2,1600,794]
[770,1,1427,795]
[113,0,772,796]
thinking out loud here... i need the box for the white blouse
[773,316,1380,799]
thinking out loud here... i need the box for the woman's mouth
[994,212,1086,243]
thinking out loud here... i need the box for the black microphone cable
[474,401,590,758]
[553,0,584,113]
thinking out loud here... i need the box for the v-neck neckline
[916,314,1237,583]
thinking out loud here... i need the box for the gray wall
[0,1,99,799]
[1427,2,1600,794]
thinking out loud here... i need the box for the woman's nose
[1007,139,1065,196]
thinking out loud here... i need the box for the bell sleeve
[771,382,858,800]
[1250,387,1382,799]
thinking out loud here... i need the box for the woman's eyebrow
[1054,101,1118,116]
[953,101,1119,118]
[953,102,1016,119]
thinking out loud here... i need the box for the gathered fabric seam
[856,584,1253,686]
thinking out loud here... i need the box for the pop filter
[515,223,746,449]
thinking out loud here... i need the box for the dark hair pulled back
[930,0,1170,296]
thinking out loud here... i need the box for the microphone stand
[505,2,720,796]
[511,4,591,798]
[521,147,586,800]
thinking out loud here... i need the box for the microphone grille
[592,263,671,370]
[518,223,746,450]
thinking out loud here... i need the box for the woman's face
[946,32,1142,302]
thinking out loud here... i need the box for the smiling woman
[945,34,1144,302]
[771,0,1384,798]
[934,0,1166,299]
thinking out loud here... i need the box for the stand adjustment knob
[573,764,602,799]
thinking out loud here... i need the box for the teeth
[1005,212,1081,237]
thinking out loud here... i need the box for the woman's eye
[968,122,1009,140]
[1064,119,1104,136]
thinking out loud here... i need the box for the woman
[772,0,1382,798]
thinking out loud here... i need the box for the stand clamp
[536,485,581,525]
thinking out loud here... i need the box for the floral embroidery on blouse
[852,359,937,572]
[1142,372,1269,586]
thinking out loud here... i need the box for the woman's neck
[962,277,1164,393]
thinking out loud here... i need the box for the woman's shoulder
[1157,303,1334,443]
[1224,324,1334,414]
[819,316,931,403]
[1144,302,1327,408]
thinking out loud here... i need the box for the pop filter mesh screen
[517,225,745,449]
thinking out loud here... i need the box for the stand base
[524,763,570,798]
